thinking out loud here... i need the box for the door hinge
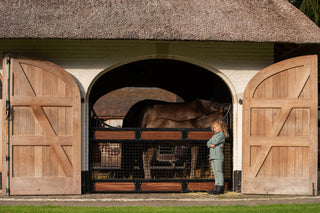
[239,99,243,105]
[6,100,10,111]
[312,182,315,195]
[6,100,10,120]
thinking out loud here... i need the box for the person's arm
[212,132,224,146]
[207,136,214,148]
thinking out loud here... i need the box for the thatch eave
[0,0,319,44]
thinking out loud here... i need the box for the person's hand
[210,144,216,148]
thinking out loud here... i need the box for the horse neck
[188,118,199,128]
[194,116,209,128]
[195,114,223,128]
[196,99,213,114]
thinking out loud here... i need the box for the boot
[207,185,217,194]
[213,186,224,195]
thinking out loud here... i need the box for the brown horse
[121,99,230,179]
[143,112,224,179]
[146,111,223,128]
[122,99,227,128]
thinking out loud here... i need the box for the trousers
[211,159,224,186]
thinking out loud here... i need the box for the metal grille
[89,112,232,192]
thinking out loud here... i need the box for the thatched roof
[0,0,319,43]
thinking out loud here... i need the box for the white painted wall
[0,40,274,173]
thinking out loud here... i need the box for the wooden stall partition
[2,56,81,195]
[242,55,318,195]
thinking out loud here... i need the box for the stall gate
[89,114,233,193]
[2,56,81,195]
[242,55,318,195]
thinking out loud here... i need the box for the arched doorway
[88,59,233,192]
[90,59,231,103]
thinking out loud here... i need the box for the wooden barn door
[2,56,81,195]
[242,55,318,195]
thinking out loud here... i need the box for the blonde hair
[211,119,229,138]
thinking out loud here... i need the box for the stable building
[0,0,319,195]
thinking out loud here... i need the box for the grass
[1,204,320,213]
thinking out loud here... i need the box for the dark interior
[89,59,232,105]
[88,59,234,192]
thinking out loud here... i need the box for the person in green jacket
[207,119,229,194]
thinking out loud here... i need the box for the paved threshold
[0,193,320,207]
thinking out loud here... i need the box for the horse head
[197,99,218,114]
[195,112,224,128]
[198,99,231,115]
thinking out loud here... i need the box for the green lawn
[1,204,320,213]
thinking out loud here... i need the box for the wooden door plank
[141,131,182,140]
[51,144,73,177]
[294,68,310,98]
[269,107,292,137]
[12,61,35,96]
[94,131,136,140]
[34,146,43,177]
[30,105,56,136]
[187,131,214,140]
[11,177,74,195]
[295,109,303,136]
[295,147,303,177]
[141,182,182,191]
[12,96,73,106]
[247,136,309,146]
[11,136,73,145]
[248,145,271,178]
[248,99,310,108]
[271,147,280,177]
[249,177,311,195]
[94,182,136,192]
[302,147,310,177]
[279,147,288,177]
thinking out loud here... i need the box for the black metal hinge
[6,101,10,120]
[134,181,142,192]
[135,130,142,140]
[239,98,243,105]
[181,181,189,193]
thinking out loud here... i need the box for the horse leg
[143,146,157,179]
[190,145,199,179]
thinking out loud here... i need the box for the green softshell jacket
[207,131,225,160]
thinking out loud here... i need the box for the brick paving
[0,192,319,207]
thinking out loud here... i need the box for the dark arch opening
[88,59,233,193]
[89,59,232,105]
